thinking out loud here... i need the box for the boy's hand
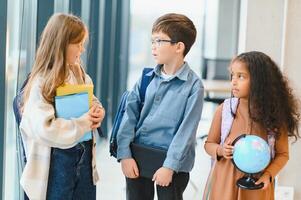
[152,167,174,187]
[89,104,105,129]
[121,158,139,179]
[255,173,271,190]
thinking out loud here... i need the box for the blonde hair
[23,13,88,104]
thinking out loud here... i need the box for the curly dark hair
[232,51,300,140]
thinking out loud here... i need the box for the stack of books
[55,84,94,142]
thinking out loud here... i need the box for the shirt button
[142,127,147,131]
[155,96,161,101]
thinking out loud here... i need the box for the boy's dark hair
[232,51,300,140]
[152,13,196,56]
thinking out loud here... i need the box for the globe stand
[236,173,263,190]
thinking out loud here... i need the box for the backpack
[202,98,276,200]
[109,68,153,158]
[13,77,29,127]
[13,76,30,165]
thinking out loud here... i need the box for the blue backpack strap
[109,91,130,157]
[13,75,30,126]
[13,75,30,164]
[110,68,153,158]
[139,68,153,106]
[221,97,239,144]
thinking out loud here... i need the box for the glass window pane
[5,0,23,199]
[5,0,37,199]
[54,0,69,13]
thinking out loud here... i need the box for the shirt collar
[150,62,190,81]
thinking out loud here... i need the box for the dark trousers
[126,172,189,200]
[46,140,96,200]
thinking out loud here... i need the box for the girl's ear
[175,42,185,55]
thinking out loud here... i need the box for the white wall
[238,0,285,65]
[238,0,301,198]
[278,0,301,199]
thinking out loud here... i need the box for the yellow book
[56,84,94,107]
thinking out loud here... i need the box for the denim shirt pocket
[157,90,187,122]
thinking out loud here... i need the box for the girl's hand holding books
[89,104,105,129]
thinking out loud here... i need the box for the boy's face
[151,32,178,65]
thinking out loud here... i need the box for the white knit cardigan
[19,73,101,200]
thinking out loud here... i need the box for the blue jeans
[46,140,96,200]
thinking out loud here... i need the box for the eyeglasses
[151,38,177,47]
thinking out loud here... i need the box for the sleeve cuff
[117,147,132,161]
[163,157,181,172]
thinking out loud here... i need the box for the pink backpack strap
[221,98,239,145]
[221,98,276,159]
[203,98,239,200]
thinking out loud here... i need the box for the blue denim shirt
[117,62,204,172]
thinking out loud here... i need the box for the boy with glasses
[117,13,204,200]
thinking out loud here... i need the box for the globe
[232,134,271,190]
[233,134,271,173]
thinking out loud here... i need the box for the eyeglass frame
[151,38,178,47]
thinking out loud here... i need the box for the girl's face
[230,61,250,99]
[66,36,86,65]
[151,32,177,65]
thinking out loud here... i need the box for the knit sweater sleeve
[20,78,92,149]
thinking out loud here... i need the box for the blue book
[55,92,92,142]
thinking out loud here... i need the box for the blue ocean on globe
[233,135,271,174]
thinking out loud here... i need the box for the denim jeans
[46,140,96,200]
[126,172,189,200]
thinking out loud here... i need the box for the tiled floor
[96,102,216,200]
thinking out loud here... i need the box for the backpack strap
[13,75,30,126]
[221,98,239,145]
[13,75,30,164]
[110,67,154,158]
[139,68,153,108]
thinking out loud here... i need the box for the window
[4,0,36,198]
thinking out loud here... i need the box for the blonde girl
[20,13,104,200]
